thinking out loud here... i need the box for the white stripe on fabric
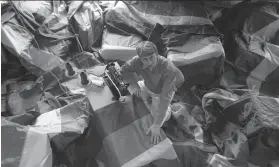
[251,96,279,130]
[174,140,218,153]
[253,20,279,42]
[122,138,177,167]
[18,105,89,167]
[34,108,88,134]
[19,127,53,167]
[167,36,221,54]
[194,126,204,143]
[247,43,279,92]
[142,13,213,26]
[98,114,177,167]
[167,43,224,67]
[127,3,212,26]
[1,23,34,56]
[208,154,235,167]
[34,108,62,133]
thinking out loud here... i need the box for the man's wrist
[152,123,161,128]
[128,83,140,93]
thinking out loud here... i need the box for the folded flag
[93,95,181,167]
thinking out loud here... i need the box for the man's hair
[136,41,158,57]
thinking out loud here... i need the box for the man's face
[140,53,158,71]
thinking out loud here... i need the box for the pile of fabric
[1,1,279,167]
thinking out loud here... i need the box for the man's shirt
[120,55,184,94]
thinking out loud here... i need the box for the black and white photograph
[1,0,279,167]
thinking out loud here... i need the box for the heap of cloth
[1,1,279,167]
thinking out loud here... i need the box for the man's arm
[153,66,177,127]
[120,57,141,91]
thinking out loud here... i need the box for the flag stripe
[167,43,224,67]
[1,22,34,56]
[35,108,62,132]
[247,43,279,91]
[131,1,207,18]
[116,2,212,26]
[1,120,53,167]
[94,96,150,138]
[253,20,279,42]
[209,154,235,167]
[140,14,213,26]
[243,9,279,35]
[1,120,28,167]
[96,114,177,167]
[94,96,179,167]
[251,96,279,130]
[122,138,178,167]
[34,102,89,151]
[167,36,222,54]
[19,127,53,167]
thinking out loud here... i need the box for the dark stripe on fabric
[260,69,279,96]
[173,141,216,167]
[55,101,90,151]
[96,114,154,167]
[96,114,171,167]
[163,25,221,36]
[259,43,279,96]
[222,97,253,126]
[105,2,154,38]
[216,2,279,33]
[177,56,224,87]
[94,95,150,139]
[1,120,29,167]
[165,35,221,52]
[243,10,278,35]
[150,158,181,167]
[223,32,265,66]
[246,40,279,95]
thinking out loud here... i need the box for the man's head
[136,41,158,71]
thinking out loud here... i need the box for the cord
[48,70,93,116]
[9,0,100,116]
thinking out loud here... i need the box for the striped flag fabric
[127,1,212,27]
[92,95,181,167]
[202,88,279,133]
[221,32,279,97]
[216,1,279,45]
[105,1,217,44]
[103,1,225,89]
[1,119,53,167]
[202,88,279,166]
[166,36,225,89]
[1,1,73,78]
[218,1,279,96]
[1,101,90,167]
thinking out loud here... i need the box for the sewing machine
[64,61,134,111]
[103,62,130,100]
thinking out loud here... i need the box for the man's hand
[133,88,142,97]
[132,87,148,98]
[146,124,163,144]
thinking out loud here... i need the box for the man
[120,41,185,144]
